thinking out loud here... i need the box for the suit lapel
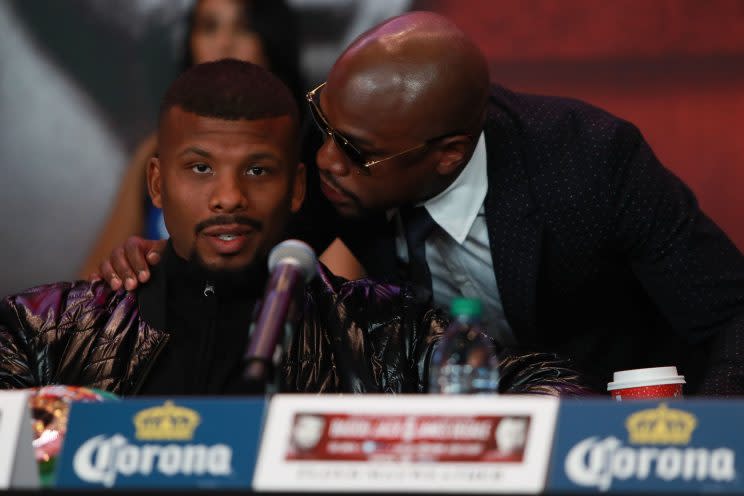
[483,100,542,346]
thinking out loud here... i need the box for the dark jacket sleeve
[0,293,39,388]
[0,281,113,390]
[415,310,594,396]
[609,123,744,395]
[498,351,595,396]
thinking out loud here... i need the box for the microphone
[243,239,317,389]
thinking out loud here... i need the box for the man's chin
[200,256,254,272]
[188,251,268,292]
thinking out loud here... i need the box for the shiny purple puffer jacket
[0,265,591,396]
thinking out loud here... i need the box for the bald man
[97,12,744,395]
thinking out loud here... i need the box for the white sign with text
[254,395,558,493]
[0,391,39,489]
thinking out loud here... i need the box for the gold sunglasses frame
[306,82,460,175]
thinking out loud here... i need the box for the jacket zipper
[204,282,215,297]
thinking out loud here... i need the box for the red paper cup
[607,366,685,401]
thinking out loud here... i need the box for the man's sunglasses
[306,82,466,175]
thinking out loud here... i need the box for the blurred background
[1,0,742,297]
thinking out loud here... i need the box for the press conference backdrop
[1,0,743,298]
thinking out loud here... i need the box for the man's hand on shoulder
[88,237,166,291]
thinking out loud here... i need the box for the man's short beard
[186,247,269,293]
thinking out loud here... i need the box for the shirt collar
[422,132,487,244]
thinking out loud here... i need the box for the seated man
[0,60,589,396]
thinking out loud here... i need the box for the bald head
[328,11,490,140]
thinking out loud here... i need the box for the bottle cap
[450,297,482,318]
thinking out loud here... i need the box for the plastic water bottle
[429,298,499,394]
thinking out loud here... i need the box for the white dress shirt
[393,133,515,346]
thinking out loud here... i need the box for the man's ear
[146,157,163,208]
[291,162,306,213]
[434,135,475,176]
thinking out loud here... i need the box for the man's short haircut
[160,58,299,124]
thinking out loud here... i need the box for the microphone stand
[242,264,305,394]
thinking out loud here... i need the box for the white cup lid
[607,366,685,391]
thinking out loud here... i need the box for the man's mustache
[195,215,263,235]
[320,172,361,203]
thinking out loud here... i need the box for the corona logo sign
[625,404,697,445]
[72,402,232,487]
[133,401,200,441]
[563,404,734,491]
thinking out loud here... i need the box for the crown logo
[625,403,697,445]
[133,401,201,441]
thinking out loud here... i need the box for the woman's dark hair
[181,0,305,108]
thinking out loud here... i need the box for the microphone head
[268,239,318,283]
